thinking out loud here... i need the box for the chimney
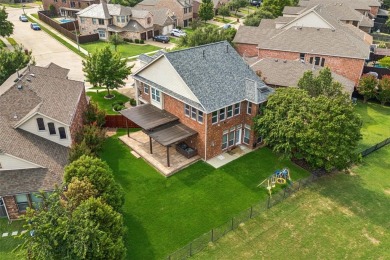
[203,50,205,58]
[101,0,110,19]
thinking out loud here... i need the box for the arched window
[58,127,67,139]
[36,118,45,131]
[48,123,56,135]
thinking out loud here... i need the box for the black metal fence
[166,172,331,260]
[360,137,390,157]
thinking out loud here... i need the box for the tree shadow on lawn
[315,174,390,230]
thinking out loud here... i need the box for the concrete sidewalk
[27,13,89,56]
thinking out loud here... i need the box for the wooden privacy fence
[37,11,99,44]
[363,66,390,79]
[104,115,139,128]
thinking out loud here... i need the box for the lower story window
[98,30,106,38]
[222,131,228,149]
[243,127,250,144]
[228,131,235,147]
[15,194,29,212]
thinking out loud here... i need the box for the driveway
[6,7,84,81]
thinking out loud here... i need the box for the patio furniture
[176,142,197,159]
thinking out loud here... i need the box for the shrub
[68,140,93,163]
[75,125,106,154]
[123,38,131,42]
[113,104,125,111]
[112,100,124,107]
[140,39,144,44]
[84,102,106,127]
[134,39,140,44]
[129,98,136,106]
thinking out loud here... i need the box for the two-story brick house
[0,63,87,220]
[136,0,194,27]
[234,4,371,85]
[43,0,99,17]
[77,1,157,41]
[122,42,273,163]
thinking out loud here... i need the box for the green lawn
[0,219,25,259]
[213,16,234,23]
[81,41,160,58]
[100,130,310,259]
[355,101,390,151]
[6,38,17,47]
[86,90,129,115]
[193,145,390,259]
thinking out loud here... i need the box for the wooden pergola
[120,104,197,167]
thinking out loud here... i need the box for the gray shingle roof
[77,3,133,18]
[247,58,354,94]
[156,41,273,112]
[148,8,174,26]
[299,0,380,10]
[283,6,306,15]
[234,4,371,59]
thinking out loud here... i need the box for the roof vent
[17,84,23,90]
[26,78,31,82]
[13,114,18,119]
[317,28,320,31]
[203,50,205,58]
[29,73,35,77]
[332,29,335,32]
[275,59,278,62]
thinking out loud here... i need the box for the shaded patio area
[206,145,253,168]
[119,131,200,177]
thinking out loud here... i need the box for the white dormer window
[48,122,56,135]
[117,16,126,23]
[36,118,45,131]
[59,127,67,139]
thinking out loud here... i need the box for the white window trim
[227,105,233,118]
[212,111,218,125]
[247,102,252,115]
[234,102,240,116]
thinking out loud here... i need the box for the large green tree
[23,191,126,259]
[377,75,390,105]
[228,0,248,16]
[82,46,132,98]
[0,45,33,85]
[109,33,124,51]
[178,26,236,47]
[358,74,378,103]
[261,0,295,17]
[243,9,275,27]
[218,5,231,22]
[199,0,214,22]
[297,67,343,98]
[255,88,362,171]
[64,155,124,211]
[0,7,13,37]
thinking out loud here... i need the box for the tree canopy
[358,74,378,103]
[199,0,214,22]
[64,155,124,211]
[178,26,236,47]
[378,56,390,68]
[255,87,362,171]
[0,45,33,85]
[0,7,13,37]
[261,0,296,17]
[228,0,248,15]
[377,75,390,105]
[82,46,132,98]
[244,9,275,27]
[218,4,231,21]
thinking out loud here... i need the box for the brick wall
[70,88,87,144]
[258,49,365,85]
[3,196,19,220]
[235,43,258,57]
[154,0,193,27]
[370,6,379,17]
[78,16,108,36]
[163,94,206,158]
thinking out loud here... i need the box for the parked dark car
[153,35,170,43]
[19,15,28,22]
[30,23,41,30]
[250,0,261,6]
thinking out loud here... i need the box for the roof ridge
[166,40,230,55]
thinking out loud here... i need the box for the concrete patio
[206,145,253,168]
[119,131,200,177]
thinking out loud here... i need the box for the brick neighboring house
[193,0,230,18]
[136,0,194,27]
[0,63,87,220]
[43,0,99,17]
[124,41,274,162]
[234,4,372,85]
[77,1,157,41]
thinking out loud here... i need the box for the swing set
[257,168,292,195]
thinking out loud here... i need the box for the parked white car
[170,29,186,37]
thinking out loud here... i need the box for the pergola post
[167,146,170,167]
[126,119,129,137]
[149,136,153,154]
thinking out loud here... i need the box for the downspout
[204,113,207,160]
[1,197,11,221]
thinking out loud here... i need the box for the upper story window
[219,108,226,121]
[144,84,149,94]
[212,111,218,124]
[92,18,97,24]
[234,103,240,115]
[62,0,66,3]
[184,7,188,14]
[184,104,203,124]
[117,16,126,23]
[151,88,161,103]
[48,122,56,135]
[300,53,305,61]
[58,127,67,139]
[227,105,233,118]
[309,56,325,67]
[314,57,320,66]
[36,118,45,131]
[70,1,75,7]
[147,17,151,24]
[189,7,192,12]
[80,17,86,24]
[98,19,104,25]
[247,102,252,115]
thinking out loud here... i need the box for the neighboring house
[134,7,176,35]
[283,3,374,33]
[0,63,87,220]
[246,57,355,95]
[77,1,155,41]
[42,0,99,17]
[234,4,372,85]
[193,0,230,18]
[136,0,194,27]
[298,0,381,18]
[123,41,274,162]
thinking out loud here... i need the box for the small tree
[64,155,124,211]
[358,74,378,103]
[109,33,124,51]
[199,0,214,22]
[82,46,132,98]
[229,0,248,16]
[377,75,390,105]
[75,124,106,154]
[218,5,230,22]
[84,101,106,127]
[378,56,390,68]
[0,7,14,37]
[0,45,33,85]
[62,177,98,211]
[178,26,237,47]
[68,140,93,163]
[243,9,275,26]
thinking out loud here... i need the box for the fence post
[298,179,301,191]
[267,196,271,209]
[231,218,234,230]
[211,229,214,242]
[250,206,253,218]
[189,242,192,257]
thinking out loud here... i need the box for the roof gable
[281,6,334,30]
